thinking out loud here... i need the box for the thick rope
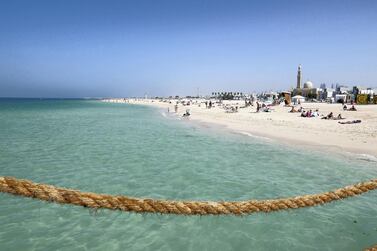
[1,176,377,215]
[365,245,377,251]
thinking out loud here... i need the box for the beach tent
[292,95,305,104]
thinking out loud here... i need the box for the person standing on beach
[174,104,178,113]
[256,101,260,112]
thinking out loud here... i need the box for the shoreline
[174,107,377,163]
[107,99,377,159]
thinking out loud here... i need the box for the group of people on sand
[290,106,319,117]
[322,112,344,120]
[171,100,361,123]
[225,105,239,113]
[289,105,349,120]
[300,109,320,118]
[343,104,357,111]
[256,102,271,112]
[244,99,254,107]
[205,101,213,109]
[323,103,358,120]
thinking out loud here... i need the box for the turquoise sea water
[0,99,376,251]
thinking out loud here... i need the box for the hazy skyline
[1,0,377,98]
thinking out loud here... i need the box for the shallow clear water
[0,99,376,251]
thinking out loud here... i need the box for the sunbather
[338,120,361,124]
[289,106,297,113]
[332,113,345,120]
[349,105,357,111]
[322,112,334,120]
[263,107,271,112]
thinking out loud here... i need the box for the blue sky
[0,0,376,97]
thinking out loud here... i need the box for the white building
[292,95,305,104]
[335,94,347,103]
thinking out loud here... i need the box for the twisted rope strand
[1,176,377,215]
[365,244,377,251]
[2,176,377,250]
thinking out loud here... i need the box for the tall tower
[297,65,302,89]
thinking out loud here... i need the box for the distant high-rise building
[320,83,326,89]
[297,65,302,89]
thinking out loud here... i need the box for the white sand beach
[121,99,377,157]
